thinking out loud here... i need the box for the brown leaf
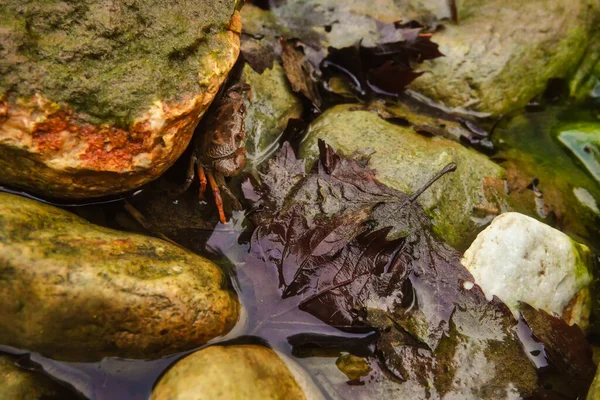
[321,23,443,96]
[280,38,322,109]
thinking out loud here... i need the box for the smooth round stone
[151,345,325,400]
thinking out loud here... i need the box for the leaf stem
[408,162,457,203]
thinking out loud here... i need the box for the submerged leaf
[519,303,595,398]
[280,38,323,109]
[321,24,443,96]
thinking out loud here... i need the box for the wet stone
[461,212,593,330]
[0,354,76,400]
[299,104,506,248]
[0,0,241,198]
[409,0,600,115]
[0,192,241,361]
[589,366,600,400]
[335,354,371,381]
[151,345,324,400]
[241,63,304,166]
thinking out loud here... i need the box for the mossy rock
[241,63,303,166]
[409,0,599,115]
[299,104,506,248]
[0,0,241,198]
[589,366,600,399]
[267,0,450,50]
[0,192,240,361]
[259,0,598,116]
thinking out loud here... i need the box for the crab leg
[197,164,207,200]
[218,181,243,211]
[207,169,226,223]
[170,153,197,196]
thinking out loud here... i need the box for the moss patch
[0,0,236,126]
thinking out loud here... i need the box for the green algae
[0,0,236,127]
[493,106,600,249]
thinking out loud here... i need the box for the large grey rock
[268,0,450,50]
[0,0,241,198]
[264,0,598,116]
[409,0,600,115]
[151,345,324,400]
[0,192,241,361]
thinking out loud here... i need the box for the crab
[177,83,251,223]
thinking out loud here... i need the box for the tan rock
[151,345,324,400]
[0,1,241,198]
[0,192,240,361]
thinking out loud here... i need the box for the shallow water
[1,87,599,400]
[492,104,600,250]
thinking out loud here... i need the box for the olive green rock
[0,192,240,361]
[242,63,303,166]
[151,345,324,400]
[409,0,600,115]
[0,355,76,400]
[335,354,371,381]
[299,104,505,248]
